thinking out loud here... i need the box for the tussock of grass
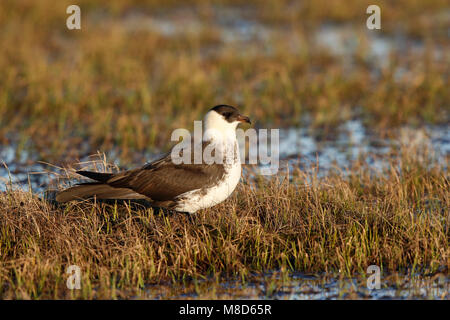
[0,146,447,299]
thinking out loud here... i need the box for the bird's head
[203,105,251,138]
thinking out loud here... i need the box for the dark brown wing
[105,151,226,202]
[57,140,232,204]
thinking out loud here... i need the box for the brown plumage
[56,145,226,208]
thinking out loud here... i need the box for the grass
[0,0,448,299]
[0,0,448,164]
[0,144,447,299]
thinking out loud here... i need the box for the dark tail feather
[55,184,146,202]
[76,170,114,183]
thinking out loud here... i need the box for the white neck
[202,110,238,143]
[202,110,240,165]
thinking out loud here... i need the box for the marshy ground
[0,0,449,299]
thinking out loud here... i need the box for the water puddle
[140,272,449,299]
[276,120,449,176]
[0,146,48,192]
[114,6,446,67]
[121,6,271,44]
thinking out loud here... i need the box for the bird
[56,105,251,214]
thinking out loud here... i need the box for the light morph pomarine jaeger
[56,105,251,214]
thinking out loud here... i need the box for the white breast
[175,141,242,213]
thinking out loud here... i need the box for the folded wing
[55,153,225,205]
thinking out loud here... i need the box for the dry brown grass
[0,145,448,299]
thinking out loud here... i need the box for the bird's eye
[223,112,232,118]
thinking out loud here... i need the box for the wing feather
[57,140,228,204]
[106,153,225,201]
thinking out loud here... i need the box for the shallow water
[118,6,445,68]
[276,120,449,175]
[141,272,449,300]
